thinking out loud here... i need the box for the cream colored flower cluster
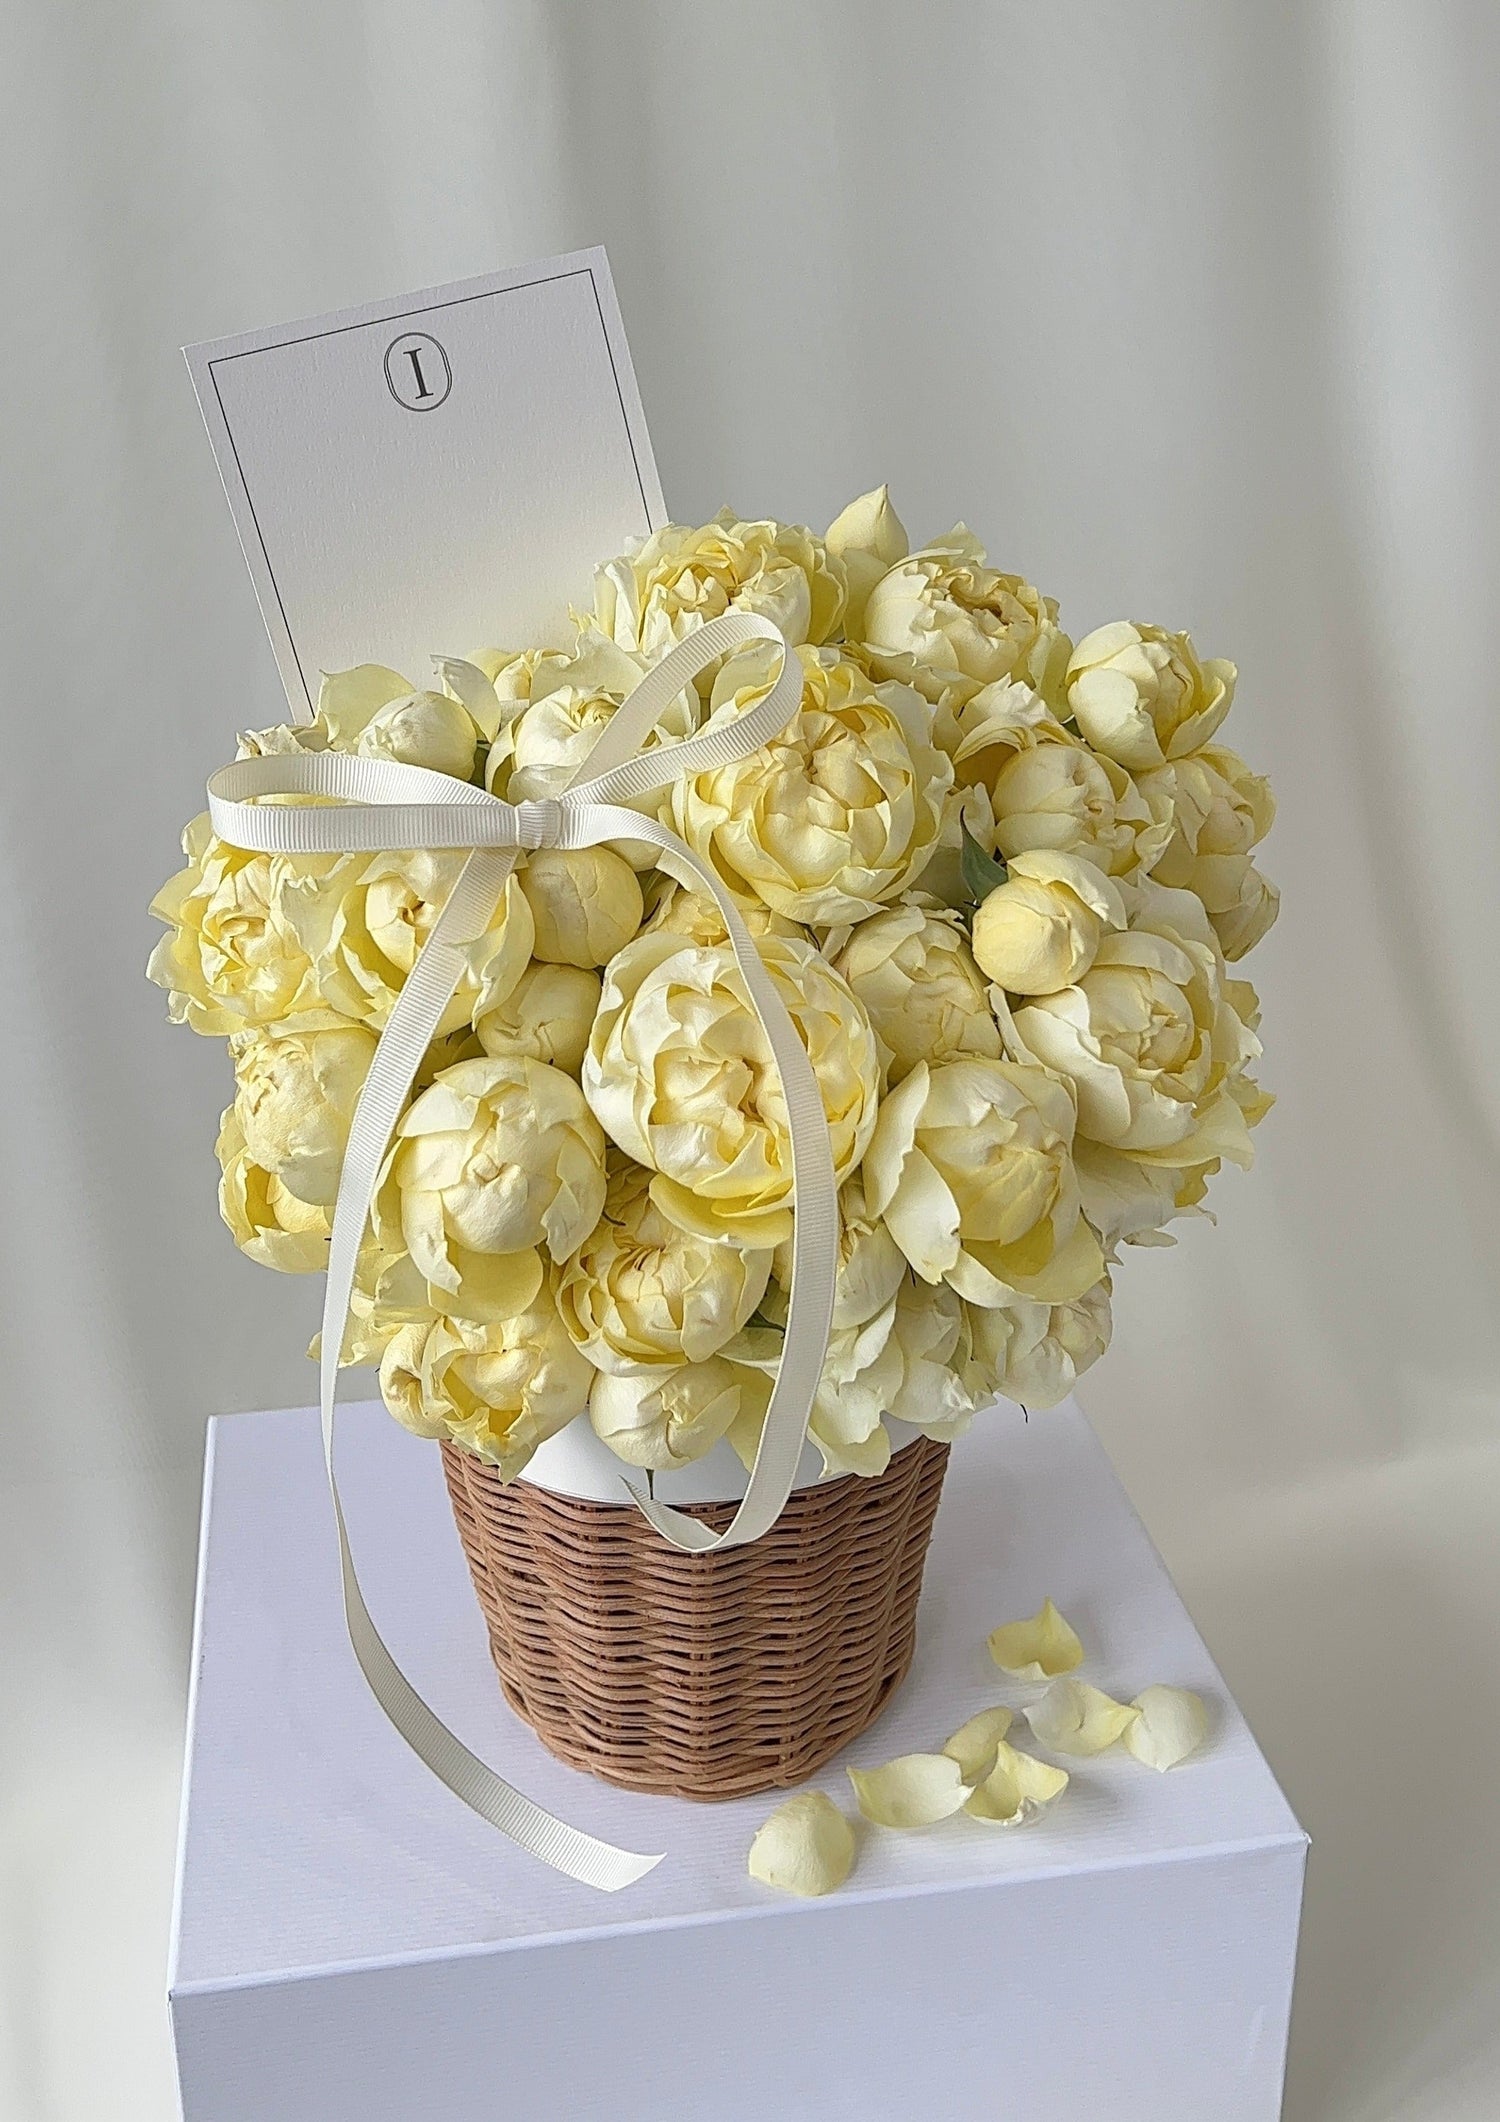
[150,490,1276,1481]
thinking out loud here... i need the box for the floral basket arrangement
[150,489,1275,1821]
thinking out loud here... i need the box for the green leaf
[961,826,1009,905]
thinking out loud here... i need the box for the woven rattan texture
[440,1433,951,1800]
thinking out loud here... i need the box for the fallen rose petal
[942,1705,1015,1784]
[1123,1685,1209,1771]
[1026,1676,1139,1756]
[987,1598,1085,1683]
[747,1791,856,1897]
[964,1742,1071,1825]
[848,1753,970,1828]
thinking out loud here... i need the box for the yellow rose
[215,1105,331,1273]
[833,903,1001,1080]
[669,648,951,926]
[1138,745,1278,961]
[861,528,1070,712]
[491,631,674,797]
[1067,1140,1220,1248]
[728,1274,979,1477]
[378,1269,592,1478]
[1007,876,1262,1168]
[350,1155,548,1343]
[589,1357,763,1471]
[234,720,328,760]
[283,856,533,1036]
[946,683,1172,876]
[971,852,1127,995]
[640,880,807,947]
[1067,622,1234,770]
[583,931,881,1246]
[229,1023,376,1208]
[316,664,481,779]
[769,1173,907,1331]
[148,814,345,1035]
[518,847,643,967]
[390,1055,607,1292]
[825,485,909,636]
[475,961,601,1074]
[593,512,846,657]
[964,1277,1112,1411]
[559,1159,771,1373]
[863,1057,1104,1308]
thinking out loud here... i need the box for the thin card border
[185,251,665,719]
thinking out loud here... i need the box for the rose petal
[1123,1685,1209,1771]
[942,1706,1015,1784]
[987,1598,1085,1683]
[747,1791,856,1897]
[1026,1676,1139,1756]
[848,1753,970,1829]
[964,1742,1071,1825]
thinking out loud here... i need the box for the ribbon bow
[207,613,837,1890]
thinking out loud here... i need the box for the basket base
[441,1432,950,1802]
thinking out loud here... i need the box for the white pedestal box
[168,1399,1307,2122]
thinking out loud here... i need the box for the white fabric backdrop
[4,2,1498,2115]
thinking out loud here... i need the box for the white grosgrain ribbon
[206,613,837,1891]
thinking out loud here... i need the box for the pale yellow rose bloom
[861,528,1071,713]
[1067,621,1235,770]
[1006,877,1262,1174]
[946,683,1173,877]
[639,879,807,949]
[282,856,534,1037]
[229,1023,377,1208]
[963,1274,1112,1410]
[592,512,846,657]
[518,847,644,967]
[216,1104,333,1273]
[315,663,481,779]
[825,484,909,636]
[583,931,881,1247]
[832,903,1001,1081]
[491,630,674,794]
[559,1159,771,1374]
[668,647,951,928]
[770,1173,906,1332]
[378,1269,592,1478]
[1139,744,1278,961]
[588,1355,760,1471]
[863,1056,1104,1308]
[465,640,588,775]
[972,852,1127,996]
[730,1271,978,1478]
[1068,1140,1215,1249]
[148,814,346,1035]
[234,720,329,760]
[390,1055,607,1292]
[345,1165,548,1349]
[475,961,602,1075]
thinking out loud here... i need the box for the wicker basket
[440,1431,950,1801]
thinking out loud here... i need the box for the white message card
[186,249,665,718]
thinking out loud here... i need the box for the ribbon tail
[317,846,662,1891]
